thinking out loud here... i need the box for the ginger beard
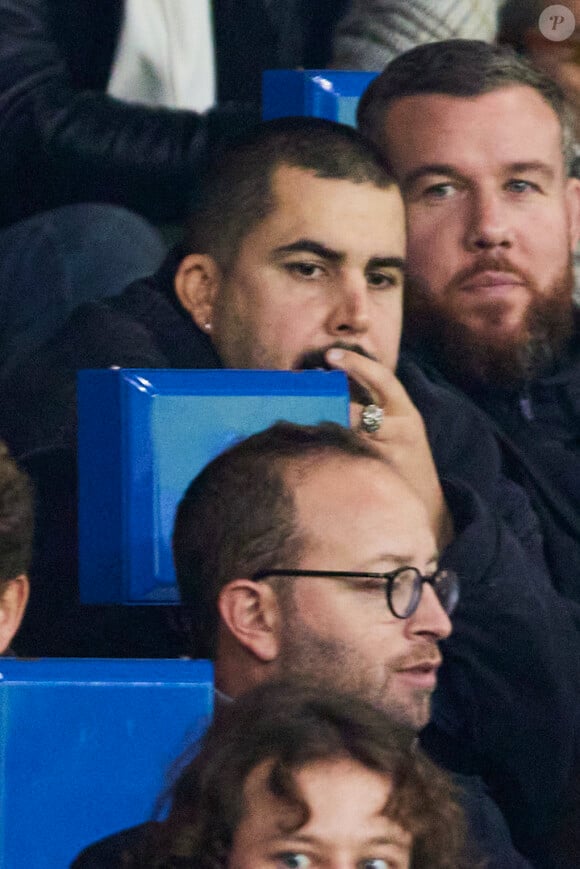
[404,257,575,389]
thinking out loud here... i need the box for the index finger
[325,348,415,415]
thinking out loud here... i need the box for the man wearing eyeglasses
[77,419,514,869]
[74,420,530,867]
[176,423,457,733]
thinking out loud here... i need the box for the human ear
[565,176,580,250]
[0,575,29,654]
[217,579,281,662]
[174,254,221,333]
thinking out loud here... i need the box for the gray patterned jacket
[332,0,500,69]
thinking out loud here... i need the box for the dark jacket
[403,317,580,608]
[0,0,348,227]
[1,249,579,864]
[71,822,156,869]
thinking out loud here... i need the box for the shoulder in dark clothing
[71,822,157,868]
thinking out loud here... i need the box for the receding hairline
[245,449,391,574]
[282,449,423,539]
[280,444,390,490]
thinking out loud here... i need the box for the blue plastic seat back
[77,369,348,604]
[0,658,213,868]
[262,69,378,126]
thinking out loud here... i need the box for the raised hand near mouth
[325,346,454,549]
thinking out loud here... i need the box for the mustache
[393,645,442,672]
[297,342,377,405]
[447,255,530,292]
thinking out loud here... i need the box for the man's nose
[408,583,452,641]
[464,188,514,252]
[325,274,371,336]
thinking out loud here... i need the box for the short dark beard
[276,593,433,732]
[404,264,575,391]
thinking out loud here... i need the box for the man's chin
[460,319,528,351]
[379,689,433,732]
[455,297,528,338]
[400,699,432,733]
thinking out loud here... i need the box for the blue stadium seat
[0,658,213,867]
[262,69,378,127]
[77,369,348,604]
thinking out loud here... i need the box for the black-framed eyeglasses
[251,566,459,620]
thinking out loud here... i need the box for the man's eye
[285,262,323,278]
[367,271,402,290]
[423,182,455,199]
[276,853,311,869]
[507,179,539,193]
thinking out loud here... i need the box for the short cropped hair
[0,441,34,584]
[173,421,382,656]
[357,39,576,173]
[182,116,396,275]
[134,681,470,868]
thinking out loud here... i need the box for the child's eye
[360,860,390,869]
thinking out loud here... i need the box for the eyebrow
[358,553,439,570]
[269,832,410,849]
[368,836,409,845]
[402,160,555,192]
[506,161,555,181]
[274,239,343,262]
[401,164,462,193]
[273,239,405,273]
[369,256,406,273]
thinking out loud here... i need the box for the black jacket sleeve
[423,478,580,861]
[0,0,260,225]
[453,773,533,869]
[70,822,158,868]
[398,361,580,861]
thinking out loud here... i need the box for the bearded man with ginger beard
[358,38,580,605]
